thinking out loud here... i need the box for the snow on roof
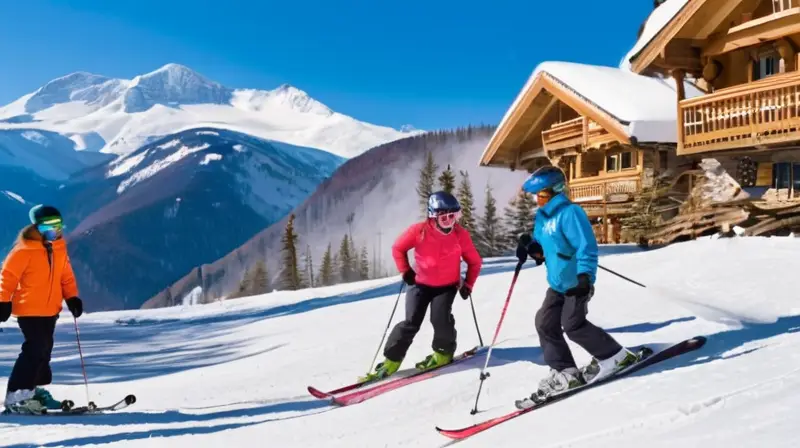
[490,60,705,146]
[619,0,690,71]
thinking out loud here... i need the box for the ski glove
[517,234,544,265]
[65,296,83,318]
[458,284,471,300]
[402,269,416,286]
[0,302,10,323]
[564,273,592,298]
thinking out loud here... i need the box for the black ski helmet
[427,191,461,217]
[29,204,62,225]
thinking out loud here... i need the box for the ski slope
[1,237,799,447]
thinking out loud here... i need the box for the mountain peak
[24,71,124,114]
[263,83,332,116]
[124,63,232,112]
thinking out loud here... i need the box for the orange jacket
[0,225,79,317]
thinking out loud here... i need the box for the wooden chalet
[479,61,699,243]
[626,0,800,202]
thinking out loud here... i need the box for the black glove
[459,284,471,300]
[65,296,83,318]
[402,269,416,286]
[0,302,11,323]
[517,234,544,265]
[564,273,592,298]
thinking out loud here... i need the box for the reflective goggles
[434,211,461,229]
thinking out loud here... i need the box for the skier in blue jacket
[514,166,637,409]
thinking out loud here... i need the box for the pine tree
[251,260,270,295]
[280,214,302,290]
[477,182,503,257]
[233,266,254,298]
[457,170,478,238]
[620,175,674,244]
[416,151,439,218]
[438,164,456,194]
[338,234,354,283]
[303,244,314,288]
[503,191,536,249]
[348,234,359,279]
[359,245,370,280]
[319,243,334,286]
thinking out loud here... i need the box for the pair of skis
[2,395,137,416]
[308,345,485,406]
[307,336,707,441]
[436,335,707,440]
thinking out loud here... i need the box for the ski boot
[359,358,402,382]
[3,389,46,415]
[415,350,453,371]
[581,347,639,384]
[33,387,69,410]
[514,367,585,409]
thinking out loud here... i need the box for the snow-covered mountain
[54,128,343,311]
[0,238,796,446]
[146,126,530,308]
[0,63,422,159]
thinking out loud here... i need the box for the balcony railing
[542,117,615,152]
[679,71,800,155]
[568,172,641,203]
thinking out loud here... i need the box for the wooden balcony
[568,172,642,204]
[679,71,800,155]
[542,117,617,153]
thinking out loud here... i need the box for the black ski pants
[383,284,458,362]
[535,287,621,371]
[7,315,59,393]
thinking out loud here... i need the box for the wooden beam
[519,95,559,146]
[630,0,708,74]
[540,75,631,145]
[693,0,747,38]
[479,75,546,166]
[703,8,800,57]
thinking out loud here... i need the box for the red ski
[436,336,707,440]
[308,346,484,405]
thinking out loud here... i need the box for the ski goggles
[37,219,64,240]
[434,211,461,229]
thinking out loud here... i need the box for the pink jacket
[392,220,482,289]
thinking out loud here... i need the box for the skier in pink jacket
[362,191,482,381]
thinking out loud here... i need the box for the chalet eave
[480,72,631,170]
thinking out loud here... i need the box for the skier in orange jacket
[0,205,83,414]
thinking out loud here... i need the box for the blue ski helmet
[427,191,461,218]
[522,166,567,195]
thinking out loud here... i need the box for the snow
[0,63,422,159]
[492,61,705,145]
[1,191,25,204]
[116,143,211,193]
[1,237,797,446]
[200,153,223,165]
[619,0,690,71]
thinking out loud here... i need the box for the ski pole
[598,264,646,288]
[470,261,523,415]
[467,293,484,347]
[364,281,405,377]
[73,317,94,408]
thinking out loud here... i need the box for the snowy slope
[0,63,422,159]
[1,237,798,447]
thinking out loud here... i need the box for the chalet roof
[619,0,690,72]
[491,61,704,146]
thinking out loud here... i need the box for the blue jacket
[531,193,598,293]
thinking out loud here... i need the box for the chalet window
[753,48,779,81]
[773,162,791,190]
[621,151,633,169]
[659,150,669,171]
[773,0,795,13]
[606,154,618,172]
[605,150,635,172]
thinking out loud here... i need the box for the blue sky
[0,0,653,131]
